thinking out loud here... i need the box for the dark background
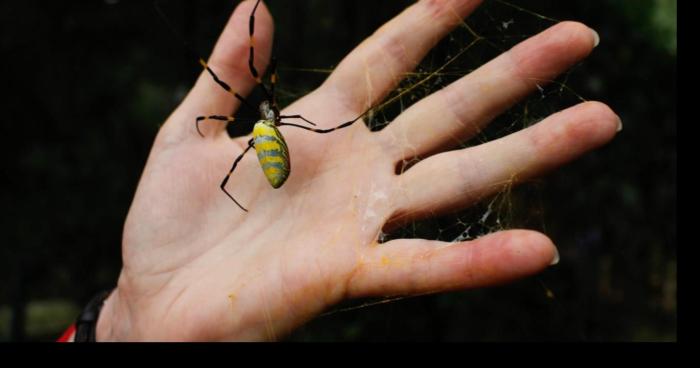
[1,0,676,341]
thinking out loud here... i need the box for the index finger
[321,0,482,114]
[164,0,274,139]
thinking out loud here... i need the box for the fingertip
[241,0,274,29]
[509,20,597,81]
[570,101,622,146]
[516,230,558,268]
[551,20,598,56]
[481,229,556,273]
[583,100,621,135]
[222,0,274,57]
[591,27,600,48]
[523,100,620,170]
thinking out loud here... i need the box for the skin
[86,0,620,341]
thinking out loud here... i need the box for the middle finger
[380,21,599,162]
[320,0,483,116]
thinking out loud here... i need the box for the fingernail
[591,28,600,48]
[616,115,623,132]
[549,246,560,266]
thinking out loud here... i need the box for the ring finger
[387,101,621,225]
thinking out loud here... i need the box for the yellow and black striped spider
[168,0,364,212]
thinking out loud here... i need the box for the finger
[381,21,599,161]
[389,101,620,224]
[167,0,274,139]
[347,230,557,298]
[321,0,482,114]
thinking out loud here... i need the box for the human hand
[95,0,620,341]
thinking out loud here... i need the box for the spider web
[275,2,585,244]
[205,0,592,340]
[267,0,589,334]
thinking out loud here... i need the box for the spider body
[253,101,290,188]
[253,122,289,188]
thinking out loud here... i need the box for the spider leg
[269,57,278,108]
[277,119,357,134]
[278,115,317,126]
[198,59,258,113]
[220,138,255,212]
[278,105,375,133]
[195,115,237,137]
[248,0,271,100]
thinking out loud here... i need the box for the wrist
[95,288,129,341]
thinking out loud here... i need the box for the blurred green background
[1,0,676,341]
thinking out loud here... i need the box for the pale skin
[78,0,621,341]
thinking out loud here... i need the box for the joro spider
[190,0,364,212]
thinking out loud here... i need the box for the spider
[189,0,365,212]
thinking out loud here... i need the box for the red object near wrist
[57,324,76,342]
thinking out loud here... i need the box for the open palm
[96,0,620,341]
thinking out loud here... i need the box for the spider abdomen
[253,121,290,189]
